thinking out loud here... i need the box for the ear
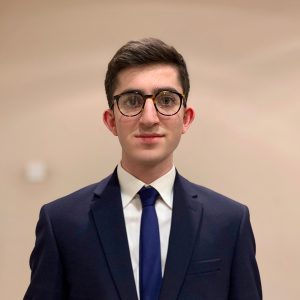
[182,106,195,134]
[103,109,118,136]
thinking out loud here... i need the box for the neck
[120,159,173,184]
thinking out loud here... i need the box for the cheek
[166,120,185,144]
[115,117,136,140]
[169,116,185,134]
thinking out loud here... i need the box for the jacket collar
[91,168,138,300]
[160,172,203,300]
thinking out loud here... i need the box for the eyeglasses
[111,90,186,117]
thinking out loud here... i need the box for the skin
[103,64,195,184]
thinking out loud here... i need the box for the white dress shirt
[117,164,175,299]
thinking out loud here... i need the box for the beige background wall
[1,0,299,299]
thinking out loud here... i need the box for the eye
[156,92,178,107]
[121,93,143,108]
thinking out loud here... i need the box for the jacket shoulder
[42,173,112,214]
[177,173,247,214]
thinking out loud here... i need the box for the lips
[136,134,164,138]
[135,133,164,143]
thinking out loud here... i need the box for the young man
[24,38,262,300]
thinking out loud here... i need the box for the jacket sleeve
[228,206,263,300]
[24,205,67,300]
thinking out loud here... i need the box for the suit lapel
[91,170,138,300]
[160,173,203,300]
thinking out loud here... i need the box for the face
[103,64,195,175]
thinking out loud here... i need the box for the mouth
[136,134,164,138]
[135,133,164,143]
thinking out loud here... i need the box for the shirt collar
[117,163,175,209]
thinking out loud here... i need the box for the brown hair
[104,38,190,107]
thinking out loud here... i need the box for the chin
[134,152,172,167]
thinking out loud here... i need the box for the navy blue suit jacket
[24,170,262,299]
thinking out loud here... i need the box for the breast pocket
[187,258,222,276]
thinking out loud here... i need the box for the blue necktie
[138,186,162,300]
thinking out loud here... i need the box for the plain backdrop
[0,0,299,299]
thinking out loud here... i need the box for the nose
[139,98,159,127]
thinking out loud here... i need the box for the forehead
[115,64,182,94]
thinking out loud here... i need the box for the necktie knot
[138,186,159,207]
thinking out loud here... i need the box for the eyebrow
[117,86,181,96]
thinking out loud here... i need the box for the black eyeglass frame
[110,90,187,117]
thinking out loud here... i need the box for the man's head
[103,38,195,181]
[105,38,190,107]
